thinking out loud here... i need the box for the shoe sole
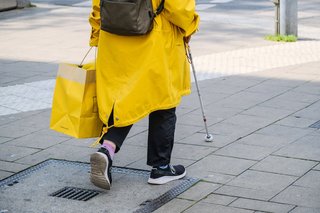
[90,152,111,190]
[147,170,186,185]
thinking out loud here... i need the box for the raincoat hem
[98,89,191,127]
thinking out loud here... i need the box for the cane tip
[204,134,214,142]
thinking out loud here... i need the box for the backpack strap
[154,0,165,17]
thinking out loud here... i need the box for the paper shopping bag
[50,62,103,138]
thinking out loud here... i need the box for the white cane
[185,43,213,142]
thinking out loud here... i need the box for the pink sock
[101,143,115,160]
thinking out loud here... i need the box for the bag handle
[154,0,165,17]
[79,46,94,66]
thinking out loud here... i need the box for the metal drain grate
[1,159,199,212]
[50,186,100,201]
[309,120,320,129]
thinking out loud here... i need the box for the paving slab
[210,76,264,89]
[176,133,221,148]
[126,125,148,139]
[0,144,40,162]
[4,133,69,149]
[179,94,202,110]
[123,131,148,147]
[34,128,72,139]
[0,106,21,117]
[15,144,95,165]
[293,170,320,189]
[171,143,217,161]
[199,81,246,95]
[260,77,309,89]
[274,134,320,161]
[0,161,30,173]
[214,143,276,161]
[240,105,293,121]
[184,202,254,213]
[313,164,320,171]
[174,124,204,141]
[0,110,45,127]
[236,133,294,149]
[222,114,276,130]
[200,172,235,184]
[202,194,237,206]
[177,110,224,127]
[216,170,297,200]
[258,97,312,111]
[126,157,195,171]
[293,102,320,120]
[255,124,314,143]
[215,185,274,201]
[0,123,41,138]
[0,136,12,144]
[191,105,243,120]
[292,81,320,95]
[244,83,291,96]
[227,170,297,192]
[108,144,147,167]
[207,122,257,139]
[271,186,320,208]
[230,198,295,213]
[153,198,195,213]
[180,91,228,108]
[251,156,317,177]
[213,91,272,110]
[61,137,97,147]
[276,116,319,129]
[187,154,255,180]
[0,171,14,180]
[175,106,195,117]
[275,91,320,104]
[290,207,320,213]
[178,181,220,201]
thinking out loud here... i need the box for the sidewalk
[1,0,320,212]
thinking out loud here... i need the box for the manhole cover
[0,159,198,213]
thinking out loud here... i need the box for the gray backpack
[100,0,165,36]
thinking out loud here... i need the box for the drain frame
[1,159,199,212]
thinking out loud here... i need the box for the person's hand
[184,36,191,44]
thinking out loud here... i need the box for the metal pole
[280,0,298,36]
[274,0,280,35]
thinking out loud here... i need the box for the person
[88,0,199,190]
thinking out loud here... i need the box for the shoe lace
[169,165,176,174]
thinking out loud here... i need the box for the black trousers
[102,108,176,167]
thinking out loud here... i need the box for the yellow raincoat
[89,0,199,127]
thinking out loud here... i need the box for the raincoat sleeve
[89,0,101,47]
[162,0,200,37]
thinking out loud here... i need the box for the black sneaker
[148,165,186,185]
[90,147,112,190]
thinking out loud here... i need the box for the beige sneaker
[90,147,112,190]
